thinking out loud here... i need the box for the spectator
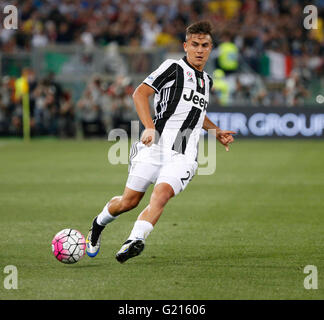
[44,72,64,108]
[0,67,76,137]
[155,25,181,50]
[0,76,14,135]
[57,22,73,43]
[59,91,75,137]
[0,0,323,130]
[0,92,9,135]
[214,32,239,75]
[43,88,59,135]
[232,77,252,106]
[31,24,49,48]
[212,69,230,106]
[0,0,320,75]
[45,20,58,44]
[141,14,161,48]
[108,75,136,134]
[32,79,59,135]
[284,70,310,106]
[76,77,105,137]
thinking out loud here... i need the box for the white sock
[128,220,154,241]
[96,202,116,226]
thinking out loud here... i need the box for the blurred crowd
[0,1,320,50]
[0,69,74,137]
[76,74,136,137]
[1,0,323,57]
[0,69,136,137]
[1,0,324,136]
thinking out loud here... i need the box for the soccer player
[86,21,235,263]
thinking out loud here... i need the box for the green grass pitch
[0,138,323,300]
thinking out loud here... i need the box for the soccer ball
[51,229,86,264]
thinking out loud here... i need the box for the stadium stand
[0,0,323,137]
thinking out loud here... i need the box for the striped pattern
[156,86,172,119]
[172,106,202,154]
[154,64,184,138]
[142,57,212,160]
[152,63,177,93]
[207,74,213,91]
[128,141,140,172]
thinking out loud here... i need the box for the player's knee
[151,190,172,209]
[120,197,140,212]
[110,195,122,204]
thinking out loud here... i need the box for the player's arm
[203,115,236,152]
[132,83,156,146]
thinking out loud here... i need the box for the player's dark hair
[185,21,213,41]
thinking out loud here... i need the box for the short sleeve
[143,59,177,94]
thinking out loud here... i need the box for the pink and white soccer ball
[51,229,86,264]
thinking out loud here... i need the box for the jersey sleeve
[143,59,177,94]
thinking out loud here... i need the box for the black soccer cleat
[86,217,105,258]
[115,239,145,263]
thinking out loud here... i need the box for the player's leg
[115,158,198,263]
[86,157,159,258]
[86,187,145,257]
[116,182,174,263]
[137,182,174,225]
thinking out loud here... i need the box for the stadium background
[1,0,324,301]
[0,0,324,138]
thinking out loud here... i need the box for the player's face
[184,34,213,71]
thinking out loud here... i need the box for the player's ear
[183,42,187,53]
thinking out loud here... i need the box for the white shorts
[126,142,198,195]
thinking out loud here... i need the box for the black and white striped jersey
[143,56,213,162]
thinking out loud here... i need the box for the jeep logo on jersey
[183,89,208,110]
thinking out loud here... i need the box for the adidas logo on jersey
[183,89,208,110]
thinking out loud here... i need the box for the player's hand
[141,128,155,146]
[216,130,236,152]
